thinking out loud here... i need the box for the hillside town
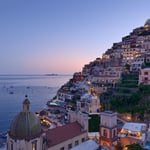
[6,19,150,150]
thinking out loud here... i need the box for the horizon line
[0,73,73,76]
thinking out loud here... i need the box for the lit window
[32,140,37,150]
[103,129,107,137]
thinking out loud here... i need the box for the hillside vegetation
[101,72,150,121]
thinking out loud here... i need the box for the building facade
[99,111,118,149]
[139,68,150,85]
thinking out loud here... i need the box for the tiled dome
[9,98,42,140]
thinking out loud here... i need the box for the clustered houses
[57,89,74,102]
[7,20,150,150]
[7,99,89,150]
[45,19,150,149]
[130,55,145,72]
[57,80,89,103]
[56,19,150,111]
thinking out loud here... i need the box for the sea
[0,74,72,149]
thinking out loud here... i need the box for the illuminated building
[99,111,118,149]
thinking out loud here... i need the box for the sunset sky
[0,0,150,74]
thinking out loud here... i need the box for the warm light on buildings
[124,147,128,150]
[126,116,131,121]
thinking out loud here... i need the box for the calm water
[0,75,72,133]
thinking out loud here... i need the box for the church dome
[9,97,42,140]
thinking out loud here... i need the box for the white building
[77,93,100,113]
[57,91,74,101]
[130,55,145,72]
[119,122,147,140]
[119,122,147,147]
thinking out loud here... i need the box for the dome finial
[23,96,30,112]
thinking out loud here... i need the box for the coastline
[0,75,72,148]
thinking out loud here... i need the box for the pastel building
[46,122,88,150]
[139,68,150,85]
[7,98,88,150]
[77,93,100,113]
[130,55,145,72]
[68,110,89,131]
[99,111,118,149]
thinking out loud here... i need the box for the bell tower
[100,111,118,149]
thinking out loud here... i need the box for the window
[32,140,37,150]
[27,105,29,110]
[75,140,79,146]
[144,72,148,75]
[145,77,148,81]
[103,129,107,137]
[68,143,72,150]
[11,141,13,150]
[7,143,8,150]
[42,136,46,150]
[81,102,85,107]
[104,122,107,126]
[60,147,64,150]
[81,138,85,142]
[113,129,116,137]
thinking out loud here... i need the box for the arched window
[113,129,116,137]
[11,141,13,150]
[103,129,107,137]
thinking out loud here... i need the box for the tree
[115,142,123,150]
[126,143,144,150]
[125,64,130,72]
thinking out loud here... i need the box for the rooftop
[46,121,86,148]
[122,122,147,132]
[141,67,150,70]
[71,140,99,150]
[100,111,117,115]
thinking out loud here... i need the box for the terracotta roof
[46,121,86,147]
